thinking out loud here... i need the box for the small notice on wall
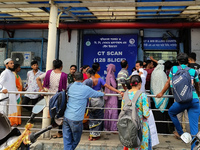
[143,37,177,50]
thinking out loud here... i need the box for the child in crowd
[68,65,77,84]
[122,75,150,150]
[22,61,44,112]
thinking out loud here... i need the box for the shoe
[52,133,63,138]
[173,131,180,139]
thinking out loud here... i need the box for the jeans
[63,117,83,150]
[168,99,199,150]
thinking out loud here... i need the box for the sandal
[88,136,93,141]
[173,131,180,139]
[92,136,100,141]
[52,133,63,138]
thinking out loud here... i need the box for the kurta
[122,91,150,150]
[0,69,18,125]
[104,77,118,131]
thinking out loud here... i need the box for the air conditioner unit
[0,48,6,66]
[11,51,34,67]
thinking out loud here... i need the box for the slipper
[92,136,100,141]
[173,131,180,139]
[88,136,93,141]
[52,133,63,138]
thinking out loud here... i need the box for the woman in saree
[104,64,118,132]
[12,64,23,126]
[83,68,123,141]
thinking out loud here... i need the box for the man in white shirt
[0,58,18,126]
[131,60,147,92]
[22,61,44,111]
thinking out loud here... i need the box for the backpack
[117,90,143,148]
[49,90,68,124]
[172,66,194,103]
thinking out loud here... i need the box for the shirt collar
[74,81,83,85]
[32,70,41,75]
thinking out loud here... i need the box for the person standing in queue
[63,72,104,150]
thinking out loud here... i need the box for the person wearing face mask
[0,58,19,127]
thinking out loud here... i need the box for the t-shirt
[169,64,199,100]
[188,63,200,70]
[145,68,154,90]
[189,63,200,77]
[116,68,129,92]
[67,73,74,84]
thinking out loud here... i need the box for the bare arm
[150,56,158,64]
[195,82,200,97]
[156,78,170,98]
[104,83,123,97]
[122,84,127,91]
[36,77,43,91]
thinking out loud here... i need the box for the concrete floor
[30,132,191,150]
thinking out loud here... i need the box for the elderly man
[0,58,18,127]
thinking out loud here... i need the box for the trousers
[168,99,199,150]
[63,117,83,150]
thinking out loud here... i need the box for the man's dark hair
[188,52,196,61]
[146,60,152,66]
[92,62,100,72]
[53,59,63,69]
[12,64,20,71]
[74,72,83,81]
[136,60,143,67]
[70,65,77,70]
[164,60,173,70]
[81,65,89,72]
[120,60,128,68]
[177,53,188,65]
[31,60,38,66]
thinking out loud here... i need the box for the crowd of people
[0,52,199,150]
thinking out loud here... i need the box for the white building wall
[191,28,200,64]
[59,29,78,74]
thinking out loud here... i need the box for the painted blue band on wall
[83,34,138,79]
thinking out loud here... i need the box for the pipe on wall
[0,22,200,30]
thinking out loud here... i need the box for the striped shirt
[117,68,129,92]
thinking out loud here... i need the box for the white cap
[4,58,12,65]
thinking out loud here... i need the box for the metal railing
[0,91,196,135]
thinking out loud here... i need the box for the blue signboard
[83,34,138,79]
[143,37,177,50]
